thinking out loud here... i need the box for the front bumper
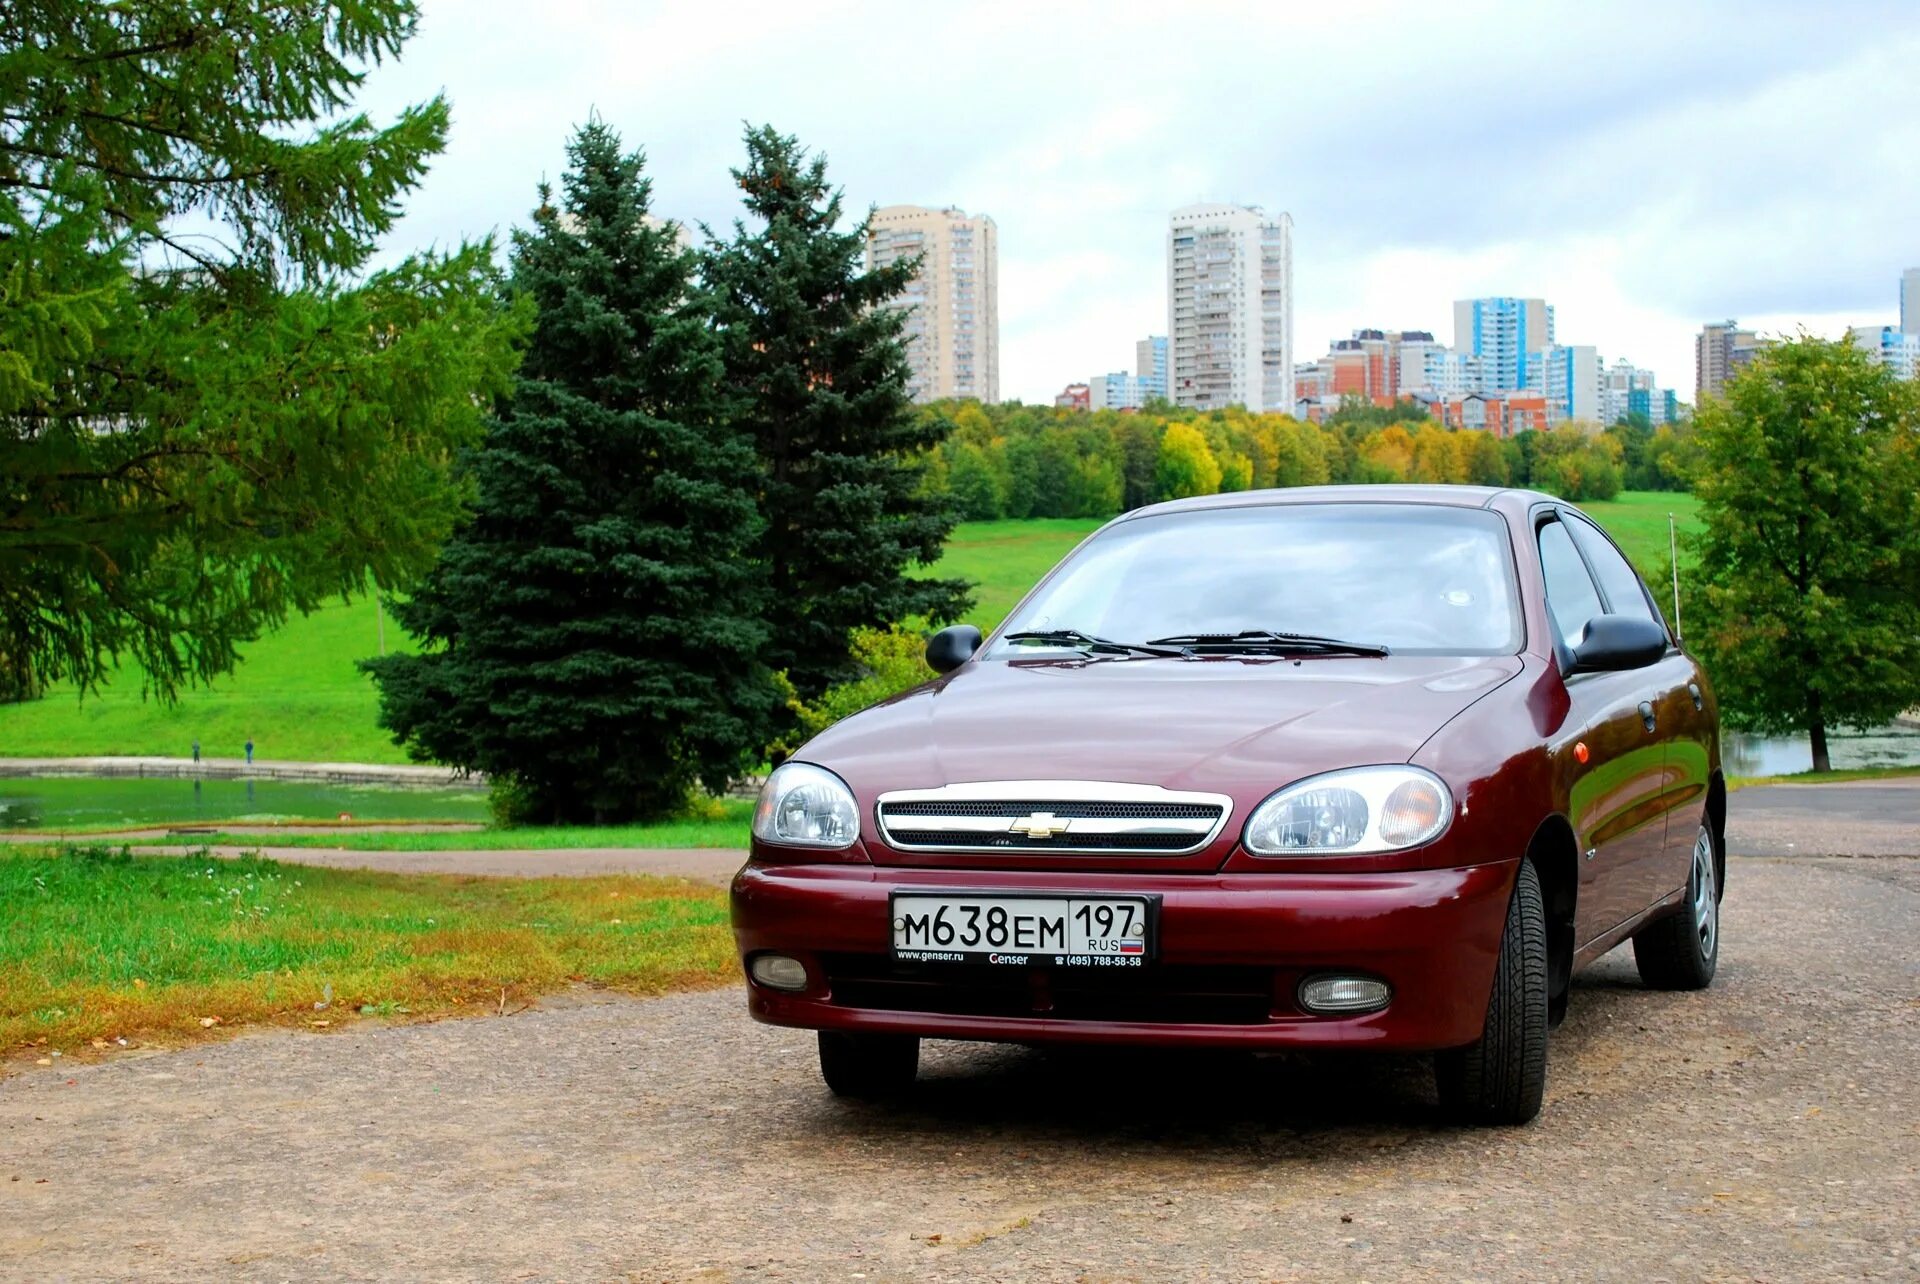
[730,858,1519,1052]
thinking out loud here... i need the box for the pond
[0,774,491,831]
[1723,724,1920,778]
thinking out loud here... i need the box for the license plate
[890,892,1155,967]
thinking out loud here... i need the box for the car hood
[804,653,1522,800]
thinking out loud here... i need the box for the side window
[1537,520,1603,648]
[1566,516,1661,629]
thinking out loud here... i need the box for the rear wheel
[1435,859,1548,1126]
[1632,822,1719,990]
[817,1031,919,1100]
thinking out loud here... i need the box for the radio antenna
[1668,512,1682,642]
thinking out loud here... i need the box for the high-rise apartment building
[1089,371,1146,410]
[1629,387,1682,424]
[1391,334,1448,398]
[1695,321,1766,402]
[1849,325,1920,382]
[1528,344,1603,424]
[1603,358,1652,426]
[1903,267,1919,336]
[1135,335,1169,400]
[1452,298,1554,393]
[1293,329,1438,407]
[1419,350,1485,398]
[865,205,999,404]
[1603,358,1685,425]
[1167,203,1293,412]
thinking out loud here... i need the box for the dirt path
[3,854,1916,1281]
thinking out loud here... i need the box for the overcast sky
[360,1,1920,405]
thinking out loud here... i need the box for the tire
[1632,821,1720,991]
[817,1031,919,1100]
[1435,859,1548,1126]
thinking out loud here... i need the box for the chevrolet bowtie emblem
[1009,811,1068,839]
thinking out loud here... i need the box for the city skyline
[354,2,1920,405]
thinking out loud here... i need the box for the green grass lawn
[0,595,410,763]
[925,491,1702,631]
[0,844,735,1059]
[1578,491,1701,579]
[0,491,1703,763]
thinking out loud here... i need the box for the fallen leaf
[308,1020,331,1028]
[90,1039,108,1050]
[198,1016,221,1028]
[132,979,146,989]
[33,1058,50,1067]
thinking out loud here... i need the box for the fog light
[750,954,809,992]
[1299,975,1391,1014]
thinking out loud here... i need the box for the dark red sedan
[731,485,1724,1124]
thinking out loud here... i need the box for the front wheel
[1632,822,1720,990]
[1435,859,1548,1126]
[817,1031,919,1100]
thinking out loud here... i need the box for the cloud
[360,0,1920,402]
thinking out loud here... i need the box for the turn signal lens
[1299,975,1392,1014]
[1379,778,1448,847]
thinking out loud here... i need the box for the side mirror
[925,624,982,675]
[1570,614,1667,673]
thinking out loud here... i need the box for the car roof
[1120,483,1561,522]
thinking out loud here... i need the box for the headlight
[1242,766,1453,856]
[752,762,860,849]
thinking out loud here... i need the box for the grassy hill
[0,596,414,763]
[0,491,1701,763]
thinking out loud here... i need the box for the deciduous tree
[1155,422,1222,499]
[1689,335,1920,771]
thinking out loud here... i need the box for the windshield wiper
[1146,629,1391,657]
[1001,629,1182,658]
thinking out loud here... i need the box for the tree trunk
[1807,688,1831,774]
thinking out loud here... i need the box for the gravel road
[4,851,1917,1282]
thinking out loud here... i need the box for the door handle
[1638,700,1657,733]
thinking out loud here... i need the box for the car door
[1563,512,1706,905]
[1536,513,1671,946]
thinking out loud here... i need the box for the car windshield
[992,502,1522,657]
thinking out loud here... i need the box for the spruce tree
[364,123,779,823]
[704,125,970,699]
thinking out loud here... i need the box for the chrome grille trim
[874,780,1233,856]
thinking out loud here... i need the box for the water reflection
[0,774,489,829]
[1723,723,1920,777]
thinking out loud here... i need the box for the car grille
[822,953,1276,1025]
[873,781,1232,856]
